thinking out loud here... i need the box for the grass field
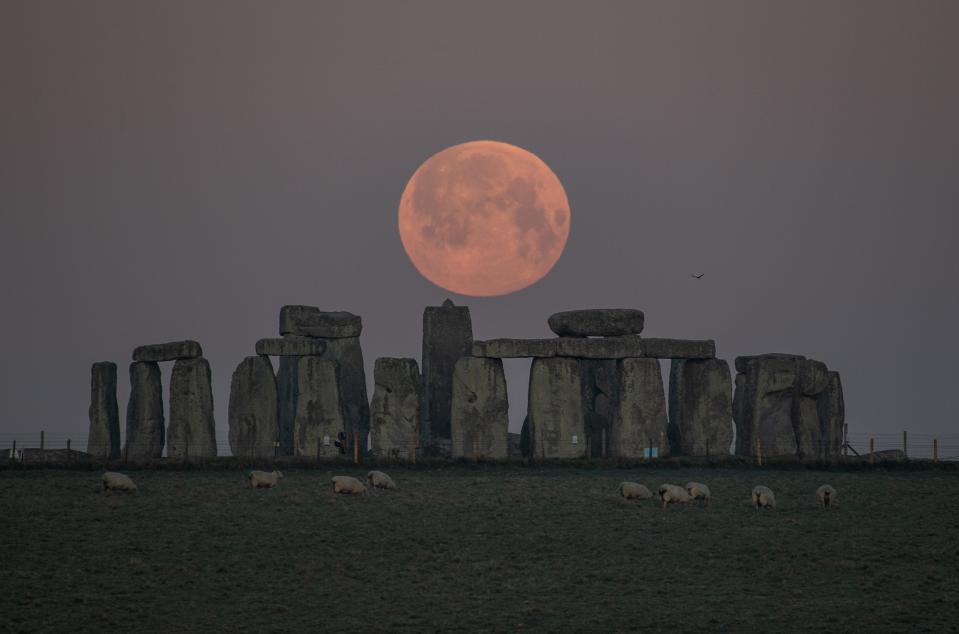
[2,464,958,633]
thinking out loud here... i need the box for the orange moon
[398,140,571,297]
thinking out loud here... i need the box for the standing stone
[228,356,279,458]
[450,357,509,460]
[125,361,164,460]
[422,299,473,442]
[527,357,585,460]
[87,362,120,459]
[370,358,422,460]
[168,358,217,460]
[612,358,668,458]
[293,356,345,458]
[548,309,645,337]
[817,371,845,460]
[321,337,369,455]
[276,355,298,456]
[579,359,618,457]
[668,359,733,456]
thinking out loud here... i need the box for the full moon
[398,140,571,296]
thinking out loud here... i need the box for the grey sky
[2,1,957,453]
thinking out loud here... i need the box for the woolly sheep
[685,482,711,506]
[248,470,283,489]
[619,482,653,501]
[102,472,137,493]
[658,484,693,508]
[332,475,368,496]
[752,485,776,510]
[367,470,397,490]
[816,484,837,509]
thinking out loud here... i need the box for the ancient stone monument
[613,357,669,458]
[228,356,279,458]
[88,362,120,459]
[370,358,422,460]
[733,354,844,460]
[450,357,509,460]
[293,356,345,458]
[125,361,164,460]
[528,357,586,459]
[422,299,473,448]
[668,358,733,456]
[168,357,217,459]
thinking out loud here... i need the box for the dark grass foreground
[2,465,958,633]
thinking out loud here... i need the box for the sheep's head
[274,470,284,479]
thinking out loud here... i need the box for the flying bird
[691,273,705,279]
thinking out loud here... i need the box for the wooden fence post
[903,430,907,458]
[353,431,360,465]
[869,438,875,464]
[933,438,938,463]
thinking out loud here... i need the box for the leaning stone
[125,361,164,460]
[279,305,362,338]
[667,359,732,456]
[293,356,345,458]
[640,338,715,359]
[527,357,586,459]
[255,337,327,357]
[87,362,120,459]
[167,358,217,459]
[370,358,422,461]
[611,358,669,458]
[133,340,202,362]
[422,300,473,441]
[228,356,279,458]
[548,309,645,337]
[450,357,509,460]
[320,337,370,456]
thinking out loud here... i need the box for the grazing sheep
[685,482,711,506]
[752,485,776,510]
[367,470,397,490]
[102,472,137,493]
[619,482,653,501]
[248,470,283,489]
[816,484,837,509]
[332,475,368,496]
[658,484,693,508]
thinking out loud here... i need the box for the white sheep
[685,482,711,506]
[367,470,397,490]
[102,471,137,493]
[816,484,837,509]
[332,475,368,496]
[248,470,283,488]
[752,485,776,510]
[5,448,22,461]
[658,484,693,508]
[619,481,653,501]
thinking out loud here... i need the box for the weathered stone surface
[255,337,327,357]
[293,356,345,458]
[133,340,202,362]
[167,358,217,459]
[422,300,473,441]
[320,337,369,455]
[612,358,668,458]
[817,371,845,459]
[279,305,362,338]
[471,336,714,360]
[579,359,618,457]
[87,362,120,459]
[798,359,829,396]
[528,357,586,460]
[450,357,509,460]
[548,309,645,337]
[276,355,298,456]
[370,358,421,460]
[734,353,805,375]
[125,362,164,460]
[228,356,279,458]
[668,359,733,456]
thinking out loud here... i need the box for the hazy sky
[2,1,957,453]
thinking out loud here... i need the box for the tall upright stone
[228,356,279,458]
[668,358,733,456]
[450,357,509,460]
[370,358,422,460]
[276,355,298,456]
[611,358,668,458]
[168,357,217,459]
[579,359,618,457]
[88,362,120,459]
[817,371,845,460]
[528,357,585,460]
[293,356,345,458]
[320,337,369,455]
[422,299,473,443]
[125,361,164,460]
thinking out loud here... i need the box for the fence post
[870,438,875,464]
[756,438,763,467]
[933,438,938,463]
[353,431,360,465]
[903,430,907,458]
